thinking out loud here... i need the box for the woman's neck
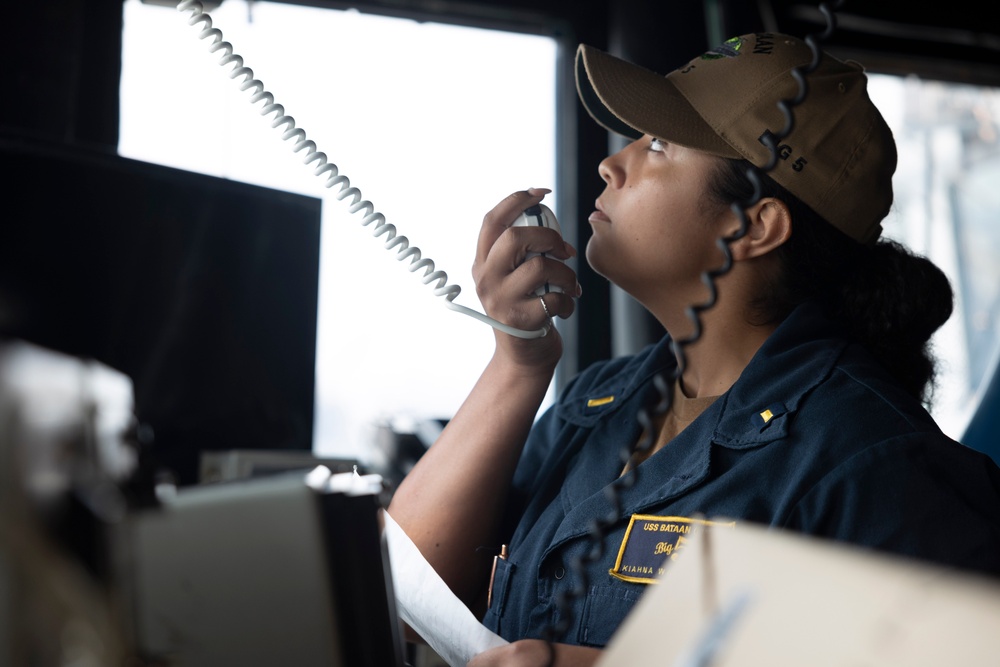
[664,298,777,399]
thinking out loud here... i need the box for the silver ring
[539,295,552,320]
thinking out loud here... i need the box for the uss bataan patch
[609,514,735,584]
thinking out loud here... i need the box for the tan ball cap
[576,33,897,244]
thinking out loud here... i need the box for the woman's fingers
[471,189,580,335]
[475,188,551,269]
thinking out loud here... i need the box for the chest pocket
[578,584,643,647]
[486,557,515,619]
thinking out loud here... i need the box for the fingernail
[527,187,552,196]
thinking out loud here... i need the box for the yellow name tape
[609,514,735,584]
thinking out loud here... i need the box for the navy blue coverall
[482,302,1000,647]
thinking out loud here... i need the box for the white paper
[382,511,509,666]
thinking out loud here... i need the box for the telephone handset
[512,203,564,296]
[174,0,559,340]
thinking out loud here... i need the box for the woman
[387,32,1000,666]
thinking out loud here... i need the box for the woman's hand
[467,640,602,667]
[473,189,580,370]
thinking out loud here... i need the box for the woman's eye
[648,138,665,152]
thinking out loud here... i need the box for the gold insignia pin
[587,395,615,408]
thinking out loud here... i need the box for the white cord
[174,1,550,339]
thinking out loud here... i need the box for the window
[868,74,1000,440]
[119,0,557,463]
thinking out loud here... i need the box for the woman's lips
[589,201,611,224]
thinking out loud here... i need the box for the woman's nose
[598,151,624,188]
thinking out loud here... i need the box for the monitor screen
[0,133,322,485]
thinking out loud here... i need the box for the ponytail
[709,158,954,405]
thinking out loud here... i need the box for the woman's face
[586,135,733,313]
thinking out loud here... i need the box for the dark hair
[708,158,954,406]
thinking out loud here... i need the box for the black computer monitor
[1,132,322,485]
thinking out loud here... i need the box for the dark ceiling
[743,0,1000,84]
[280,0,1000,84]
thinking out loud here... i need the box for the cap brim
[575,44,741,159]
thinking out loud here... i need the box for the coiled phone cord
[174,0,551,340]
[544,2,846,656]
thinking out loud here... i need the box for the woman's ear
[727,198,792,261]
